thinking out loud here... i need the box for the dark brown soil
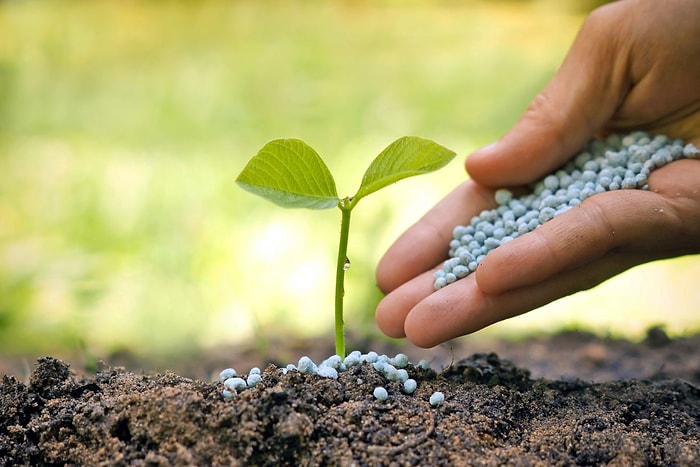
[2,328,700,466]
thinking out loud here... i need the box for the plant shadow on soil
[1,327,699,466]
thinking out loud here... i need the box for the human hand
[375,0,700,347]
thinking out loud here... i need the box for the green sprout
[236,136,456,357]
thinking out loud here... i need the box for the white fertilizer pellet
[429,391,445,407]
[373,386,389,401]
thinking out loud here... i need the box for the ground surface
[1,328,699,466]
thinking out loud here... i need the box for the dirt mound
[2,349,699,466]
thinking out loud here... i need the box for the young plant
[236,136,456,356]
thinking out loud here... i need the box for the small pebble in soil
[434,132,699,290]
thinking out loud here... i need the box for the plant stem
[335,199,353,357]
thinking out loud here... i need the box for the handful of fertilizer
[434,131,699,290]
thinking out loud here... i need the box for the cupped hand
[376,159,700,347]
[375,0,700,347]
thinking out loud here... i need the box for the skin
[375,0,700,348]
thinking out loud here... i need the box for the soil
[1,327,699,466]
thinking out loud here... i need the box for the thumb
[466,2,633,187]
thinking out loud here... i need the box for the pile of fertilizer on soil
[2,333,699,465]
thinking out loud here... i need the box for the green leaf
[354,136,457,201]
[236,138,339,209]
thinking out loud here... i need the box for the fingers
[375,268,438,338]
[377,157,700,346]
[474,190,661,295]
[476,160,700,295]
[375,179,496,294]
[374,206,636,344]
[383,249,656,348]
[466,0,700,188]
[465,2,633,187]
[605,0,700,134]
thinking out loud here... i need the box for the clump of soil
[2,328,700,466]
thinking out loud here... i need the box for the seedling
[236,136,456,356]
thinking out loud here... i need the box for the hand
[375,0,700,348]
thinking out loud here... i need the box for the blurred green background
[1,0,698,362]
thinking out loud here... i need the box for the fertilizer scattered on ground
[219,351,442,405]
